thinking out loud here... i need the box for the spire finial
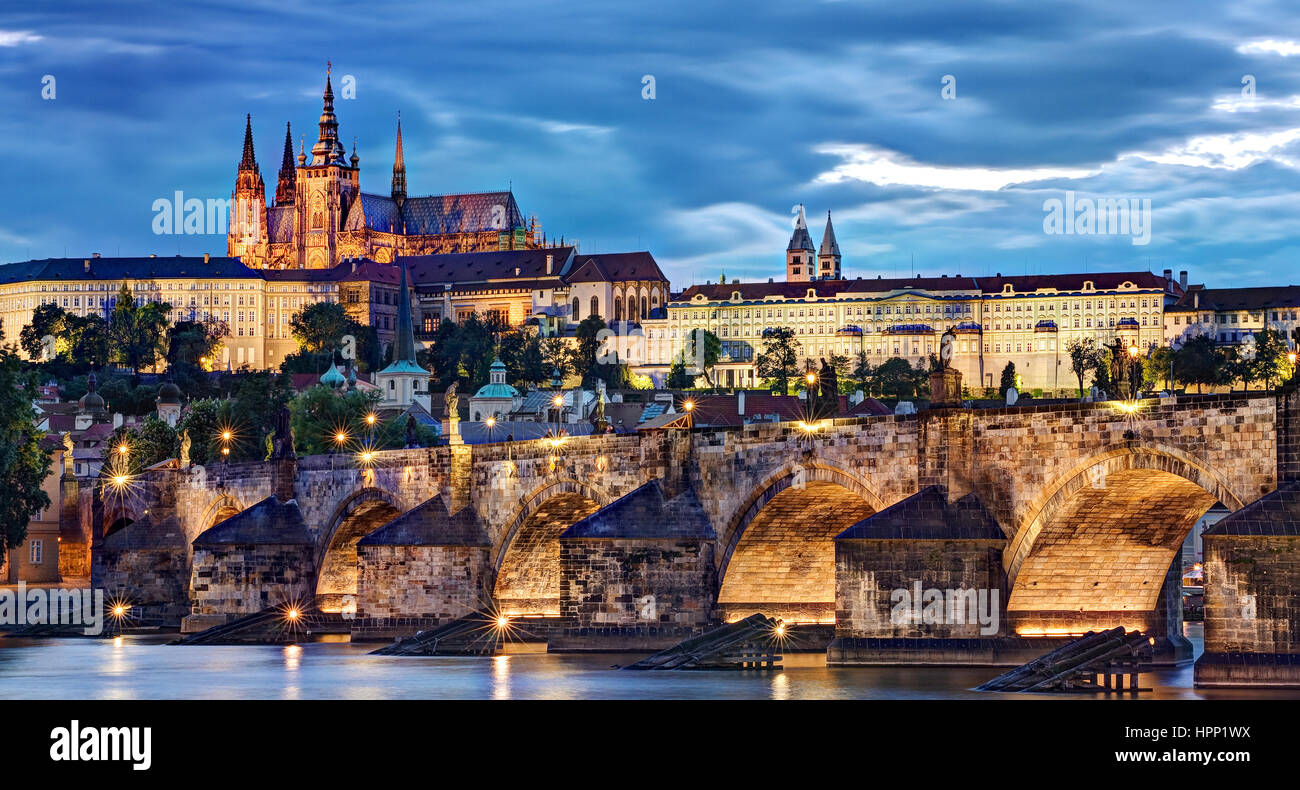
[239,113,257,171]
[391,112,407,203]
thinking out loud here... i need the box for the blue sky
[3,0,1300,288]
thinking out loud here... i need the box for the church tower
[817,210,842,280]
[274,122,296,206]
[228,114,268,263]
[375,261,431,409]
[786,204,815,282]
[391,113,407,208]
[294,64,360,268]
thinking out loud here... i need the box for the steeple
[311,64,346,166]
[275,122,296,206]
[786,203,815,283]
[817,210,842,280]
[239,114,258,172]
[391,260,416,364]
[391,112,407,205]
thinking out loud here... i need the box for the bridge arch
[716,460,886,624]
[198,493,245,532]
[315,487,403,606]
[1005,444,1247,636]
[491,479,609,616]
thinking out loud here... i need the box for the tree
[1148,346,1177,392]
[1175,335,1221,394]
[873,357,919,399]
[104,417,179,471]
[573,315,627,388]
[290,302,352,355]
[850,351,872,394]
[1092,345,1115,396]
[755,327,800,394]
[666,358,695,389]
[1066,337,1100,398]
[0,347,52,567]
[999,361,1017,399]
[166,318,228,371]
[540,336,573,381]
[498,331,546,390]
[1250,329,1292,390]
[108,283,171,375]
[680,329,721,388]
[19,302,64,360]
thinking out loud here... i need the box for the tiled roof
[977,271,1170,294]
[0,256,259,283]
[267,205,294,243]
[836,487,1005,540]
[1169,285,1300,313]
[686,392,851,427]
[399,247,575,286]
[564,252,668,284]
[342,190,526,236]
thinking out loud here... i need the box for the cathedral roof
[344,190,526,237]
[819,211,841,257]
[267,205,294,243]
[787,204,815,252]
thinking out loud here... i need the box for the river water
[1,625,1294,700]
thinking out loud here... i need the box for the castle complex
[228,67,544,270]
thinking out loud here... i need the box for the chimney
[768,277,774,283]
[92,252,101,258]
[738,390,745,416]
[546,254,554,275]
[1163,268,1172,282]
[83,259,90,273]
[203,253,210,263]
[1193,292,1199,308]
[1180,270,1188,288]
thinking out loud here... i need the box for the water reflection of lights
[492,655,511,700]
[284,644,302,670]
[771,671,791,700]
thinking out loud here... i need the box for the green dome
[474,382,519,398]
[320,364,346,388]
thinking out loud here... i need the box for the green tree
[850,351,872,393]
[999,361,1017,399]
[0,348,52,567]
[1250,329,1293,390]
[108,283,171,375]
[19,302,65,361]
[166,318,227,371]
[1174,335,1221,394]
[679,328,721,388]
[1148,346,1177,391]
[873,357,918,399]
[755,327,799,394]
[539,336,573,382]
[1066,337,1100,398]
[666,358,694,389]
[104,417,179,471]
[290,301,352,355]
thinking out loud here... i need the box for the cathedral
[228,67,545,269]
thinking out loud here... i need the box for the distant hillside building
[228,67,549,270]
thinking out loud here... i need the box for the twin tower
[786,204,841,282]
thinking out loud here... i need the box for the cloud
[811,143,1097,191]
[0,30,41,46]
[1124,128,1300,170]
[1237,40,1300,57]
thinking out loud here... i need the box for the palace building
[228,67,548,270]
[1164,283,1300,350]
[638,209,1181,393]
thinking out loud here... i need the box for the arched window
[627,295,637,322]
[590,296,599,317]
[572,297,580,320]
[614,300,623,322]
[641,296,648,317]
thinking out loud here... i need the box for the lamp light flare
[365,413,377,426]
[682,400,694,412]
[117,443,129,456]
[485,416,496,428]
[335,431,348,444]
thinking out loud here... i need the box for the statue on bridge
[593,378,609,433]
[179,430,191,468]
[444,382,463,445]
[271,405,295,460]
[405,415,419,449]
[62,432,75,477]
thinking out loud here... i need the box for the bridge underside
[1008,468,1215,639]
[317,499,402,611]
[718,481,876,624]
[494,493,601,617]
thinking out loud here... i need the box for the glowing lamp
[1127,344,1139,359]
[682,400,694,412]
[496,615,509,629]
[485,416,496,428]
[806,372,817,385]
[222,430,233,442]
[117,444,129,456]
[112,475,127,487]
[365,413,377,426]
[335,432,348,445]
[286,608,300,621]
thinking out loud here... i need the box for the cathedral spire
[391,112,407,204]
[817,210,842,280]
[311,64,345,166]
[275,122,296,206]
[239,114,258,172]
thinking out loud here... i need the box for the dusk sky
[4,1,1300,288]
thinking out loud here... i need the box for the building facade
[1164,284,1300,350]
[638,214,1178,392]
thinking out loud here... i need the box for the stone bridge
[86,389,1300,685]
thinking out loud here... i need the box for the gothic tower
[818,210,842,280]
[274,122,296,206]
[786,204,815,282]
[294,65,360,268]
[227,114,268,262]
[391,112,407,209]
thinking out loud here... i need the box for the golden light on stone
[595,455,608,472]
[1113,400,1141,416]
